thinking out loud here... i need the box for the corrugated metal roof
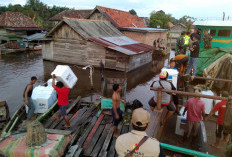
[89,36,153,55]
[101,36,139,46]
[120,27,168,32]
[23,32,47,41]
[47,18,123,39]
[194,20,232,27]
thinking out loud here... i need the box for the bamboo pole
[157,87,162,110]
[150,87,228,101]
[191,76,232,83]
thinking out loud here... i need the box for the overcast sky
[1,0,232,19]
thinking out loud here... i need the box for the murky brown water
[0,51,172,115]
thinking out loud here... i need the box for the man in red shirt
[52,74,70,129]
[182,89,205,145]
[205,91,229,148]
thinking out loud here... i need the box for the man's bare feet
[55,116,60,121]
[113,133,119,138]
[210,143,219,149]
[28,117,36,121]
[64,124,70,129]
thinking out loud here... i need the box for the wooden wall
[88,11,108,21]
[105,49,130,72]
[43,39,106,67]
[53,23,83,40]
[128,52,152,71]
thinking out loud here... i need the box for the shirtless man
[112,84,126,138]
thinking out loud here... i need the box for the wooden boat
[0,101,10,134]
[0,96,88,156]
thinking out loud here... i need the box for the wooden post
[157,87,162,110]
[150,87,228,101]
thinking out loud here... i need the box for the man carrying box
[52,74,70,129]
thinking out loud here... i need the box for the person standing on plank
[185,34,200,79]
[182,89,205,145]
[23,76,37,120]
[52,74,70,129]
[205,91,229,148]
[112,84,126,138]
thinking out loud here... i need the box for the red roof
[0,12,40,28]
[49,10,92,21]
[95,6,146,28]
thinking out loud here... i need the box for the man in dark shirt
[23,76,37,120]
[186,35,200,77]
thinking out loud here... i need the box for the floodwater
[0,51,172,115]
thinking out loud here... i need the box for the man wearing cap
[176,31,186,55]
[182,89,205,145]
[149,70,177,126]
[115,108,165,157]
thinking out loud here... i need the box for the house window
[210,30,216,36]
[218,30,231,37]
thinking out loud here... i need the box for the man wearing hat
[115,108,165,157]
[182,89,205,145]
[176,31,186,55]
[149,70,177,126]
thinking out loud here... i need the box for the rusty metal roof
[120,27,168,33]
[89,36,153,55]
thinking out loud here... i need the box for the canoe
[0,100,58,139]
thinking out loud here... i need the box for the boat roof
[194,20,232,27]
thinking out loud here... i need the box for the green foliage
[129,9,137,15]
[149,10,170,28]
[0,0,69,29]
[149,11,195,31]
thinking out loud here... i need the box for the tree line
[0,0,195,30]
[0,0,69,29]
[149,10,195,30]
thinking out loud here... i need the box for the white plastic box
[161,68,179,88]
[26,85,57,113]
[200,90,214,114]
[175,107,187,136]
[51,65,78,89]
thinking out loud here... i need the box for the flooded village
[0,0,232,157]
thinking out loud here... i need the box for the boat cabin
[195,21,232,49]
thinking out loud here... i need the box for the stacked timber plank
[66,111,131,157]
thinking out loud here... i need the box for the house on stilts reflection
[42,18,153,72]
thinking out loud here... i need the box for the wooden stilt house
[43,18,153,72]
